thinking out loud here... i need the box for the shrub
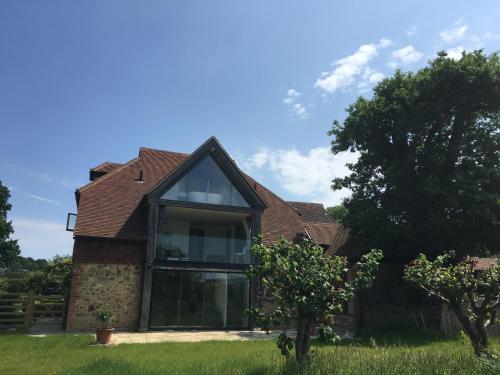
[95,306,116,329]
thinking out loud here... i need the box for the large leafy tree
[405,252,499,357]
[247,238,382,363]
[0,181,20,268]
[330,51,500,259]
[325,204,348,225]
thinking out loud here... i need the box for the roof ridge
[77,157,140,192]
[287,200,324,206]
[139,146,190,157]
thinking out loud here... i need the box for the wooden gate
[0,292,67,330]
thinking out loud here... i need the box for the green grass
[0,329,498,375]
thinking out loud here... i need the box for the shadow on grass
[59,357,152,375]
[312,325,453,349]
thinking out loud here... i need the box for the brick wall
[66,238,146,331]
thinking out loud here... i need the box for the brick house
[66,137,349,330]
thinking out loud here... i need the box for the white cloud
[440,21,468,43]
[11,217,74,259]
[446,46,465,60]
[241,147,359,206]
[388,45,424,67]
[292,103,307,118]
[314,38,391,94]
[378,38,392,48]
[282,89,308,119]
[357,67,385,91]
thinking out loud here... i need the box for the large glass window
[150,270,249,328]
[155,206,252,264]
[161,156,250,207]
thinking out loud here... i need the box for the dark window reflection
[150,270,249,328]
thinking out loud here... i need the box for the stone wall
[66,238,145,331]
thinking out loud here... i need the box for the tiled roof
[286,201,351,254]
[287,201,332,223]
[74,147,312,244]
[470,258,499,271]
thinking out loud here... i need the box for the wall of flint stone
[66,238,145,330]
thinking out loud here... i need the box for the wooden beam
[138,203,159,331]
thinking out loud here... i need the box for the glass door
[149,270,249,328]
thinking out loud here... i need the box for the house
[66,137,349,331]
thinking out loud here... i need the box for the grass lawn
[0,329,498,375]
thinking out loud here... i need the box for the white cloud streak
[24,193,61,205]
[314,38,391,94]
[406,26,418,36]
[0,162,82,190]
[8,186,61,205]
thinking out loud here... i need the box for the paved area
[29,328,355,346]
[111,330,287,345]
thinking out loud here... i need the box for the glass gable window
[155,206,252,265]
[161,156,249,207]
[150,270,249,328]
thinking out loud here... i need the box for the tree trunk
[453,307,488,356]
[475,318,490,355]
[295,316,313,363]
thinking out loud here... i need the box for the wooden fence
[0,292,66,330]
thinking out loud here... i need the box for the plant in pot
[95,305,116,345]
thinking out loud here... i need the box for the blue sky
[1,1,499,259]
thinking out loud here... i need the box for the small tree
[247,238,382,363]
[404,252,499,356]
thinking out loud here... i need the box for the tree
[325,204,348,225]
[8,256,49,272]
[28,255,72,295]
[329,51,500,259]
[404,252,499,356]
[0,181,20,268]
[247,238,382,363]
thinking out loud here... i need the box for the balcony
[154,205,253,266]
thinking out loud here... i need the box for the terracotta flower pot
[96,328,114,345]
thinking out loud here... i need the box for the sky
[1,1,499,259]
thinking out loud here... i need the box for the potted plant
[95,305,116,345]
